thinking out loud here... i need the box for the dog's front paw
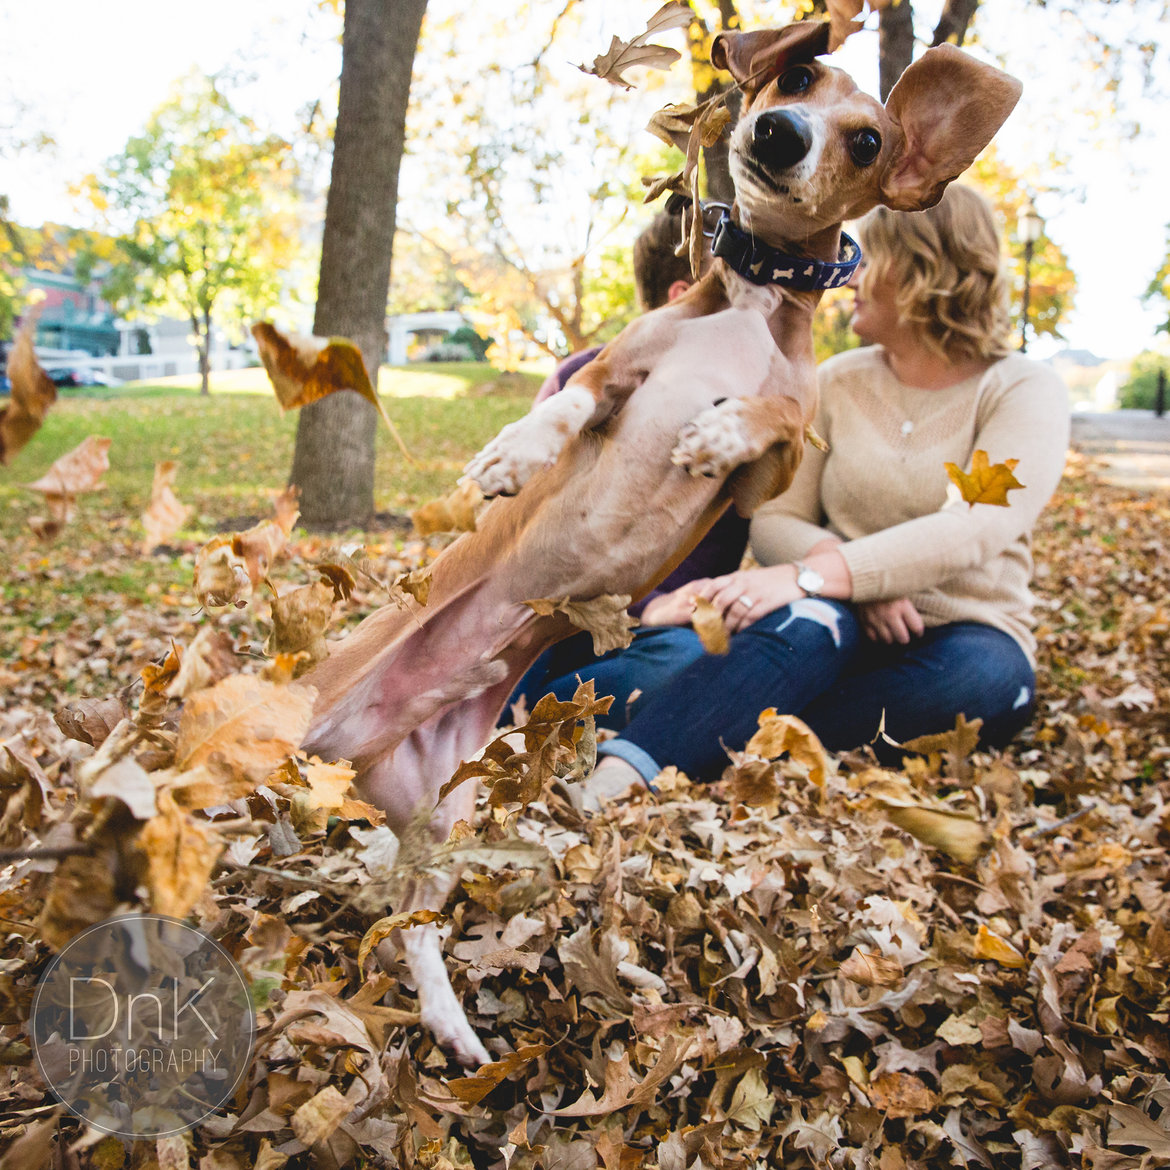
[671,402,753,478]
[463,421,561,497]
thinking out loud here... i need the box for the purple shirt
[535,348,749,617]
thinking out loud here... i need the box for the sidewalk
[1069,409,1170,491]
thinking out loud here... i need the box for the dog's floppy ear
[711,21,831,93]
[879,44,1022,212]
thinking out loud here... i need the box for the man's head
[633,208,703,311]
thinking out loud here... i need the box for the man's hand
[858,597,925,644]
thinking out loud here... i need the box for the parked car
[44,367,111,388]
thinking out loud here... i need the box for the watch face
[798,566,824,594]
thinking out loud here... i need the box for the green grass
[0,363,543,635]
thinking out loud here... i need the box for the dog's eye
[777,66,814,94]
[849,129,882,166]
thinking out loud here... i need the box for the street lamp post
[1018,198,1044,353]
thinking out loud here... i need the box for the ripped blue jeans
[597,598,1036,784]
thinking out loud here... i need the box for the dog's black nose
[752,110,812,172]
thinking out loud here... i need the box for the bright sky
[3,0,1168,363]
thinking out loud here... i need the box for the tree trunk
[878,1,916,102]
[931,0,979,47]
[192,311,211,396]
[290,0,428,530]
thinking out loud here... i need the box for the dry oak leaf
[25,435,111,531]
[551,1033,697,1117]
[411,477,482,536]
[526,593,637,656]
[291,1085,351,1148]
[175,673,315,792]
[139,787,223,919]
[972,923,1027,968]
[194,536,252,609]
[141,460,191,552]
[445,1045,550,1107]
[251,320,414,462]
[578,1,692,89]
[866,1071,937,1119]
[1,314,57,464]
[233,521,290,588]
[745,708,828,787]
[945,448,1025,507]
[840,946,904,988]
[54,694,130,748]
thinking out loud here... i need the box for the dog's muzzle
[752,109,812,173]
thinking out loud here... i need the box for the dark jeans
[596,598,1036,784]
[505,625,707,731]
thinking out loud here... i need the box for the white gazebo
[386,310,467,365]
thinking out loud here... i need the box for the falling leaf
[745,709,828,787]
[141,460,192,552]
[691,597,730,655]
[393,566,432,607]
[251,321,414,463]
[411,478,482,536]
[175,673,315,792]
[139,788,223,918]
[25,436,111,534]
[578,2,692,89]
[194,535,252,609]
[525,594,637,655]
[357,909,447,968]
[265,581,334,670]
[859,770,990,863]
[944,449,1025,507]
[0,314,57,464]
[165,628,237,700]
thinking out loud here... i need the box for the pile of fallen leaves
[0,446,1167,1169]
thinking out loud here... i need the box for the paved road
[1069,409,1170,491]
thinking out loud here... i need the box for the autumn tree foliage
[79,73,301,397]
[288,0,428,529]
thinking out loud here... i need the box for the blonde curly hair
[858,184,1011,362]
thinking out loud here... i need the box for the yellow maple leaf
[944,449,1025,507]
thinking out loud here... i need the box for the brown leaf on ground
[578,2,691,89]
[1,315,57,464]
[175,673,315,791]
[138,788,222,918]
[945,449,1025,507]
[251,321,413,462]
[525,594,637,655]
[141,460,191,552]
[54,695,129,747]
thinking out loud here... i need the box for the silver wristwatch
[794,561,825,598]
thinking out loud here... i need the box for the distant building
[23,269,120,356]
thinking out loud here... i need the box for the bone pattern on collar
[711,210,861,291]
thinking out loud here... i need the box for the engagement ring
[737,595,754,609]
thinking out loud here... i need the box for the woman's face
[848,259,902,346]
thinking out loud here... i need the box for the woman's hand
[639,583,710,627]
[693,565,805,633]
[858,597,925,644]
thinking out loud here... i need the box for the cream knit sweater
[750,347,1071,665]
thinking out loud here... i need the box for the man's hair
[632,208,696,311]
[858,184,1012,362]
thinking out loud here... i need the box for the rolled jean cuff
[596,739,662,791]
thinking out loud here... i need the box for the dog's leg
[671,394,806,490]
[464,376,611,497]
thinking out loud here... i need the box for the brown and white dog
[301,22,1021,1065]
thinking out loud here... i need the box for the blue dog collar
[711,210,861,291]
